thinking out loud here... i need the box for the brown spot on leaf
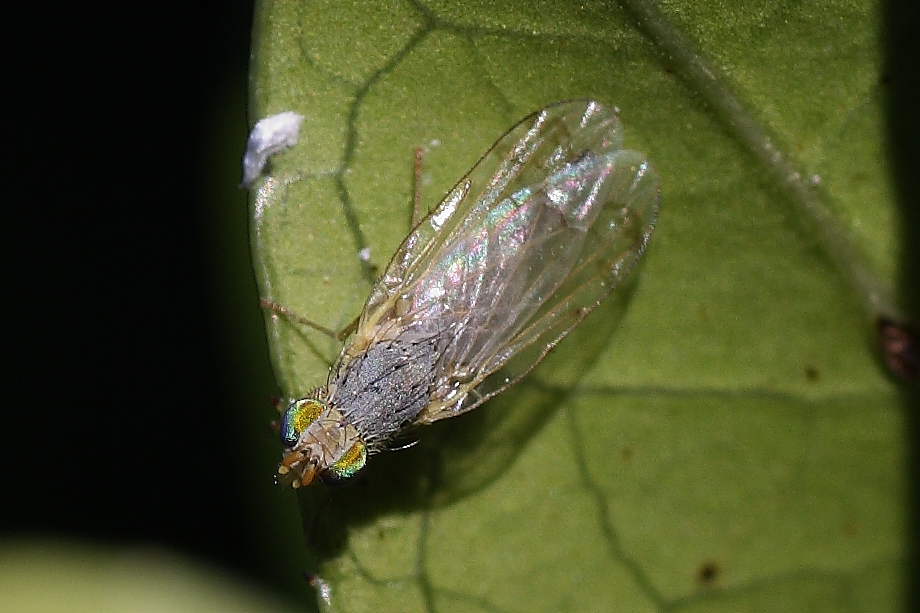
[804,365,820,382]
[697,561,720,585]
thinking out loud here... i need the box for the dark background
[5,1,309,607]
[3,1,919,611]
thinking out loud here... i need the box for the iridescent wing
[346,100,660,424]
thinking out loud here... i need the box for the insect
[271,100,660,487]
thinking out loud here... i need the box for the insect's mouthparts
[295,463,318,488]
[276,450,318,488]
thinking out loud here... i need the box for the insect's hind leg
[411,146,429,228]
[259,298,358,341]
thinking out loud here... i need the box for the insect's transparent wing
[433,148,658,420]
[351,100,659,422]
[360,101,622,321]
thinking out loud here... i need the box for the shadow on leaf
[294,279,642,568]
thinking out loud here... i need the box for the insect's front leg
[259,298,358,342]
[259,298,339,339]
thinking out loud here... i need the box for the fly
[264,100,660,487]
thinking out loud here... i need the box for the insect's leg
[411,146,428,227]
[259,298,339,340]
[386,439,420,452]
[260,298,360,343]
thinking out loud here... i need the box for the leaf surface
[249,1,905,610]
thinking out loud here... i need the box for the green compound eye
[321,440,367,485]
[280,399,324,448]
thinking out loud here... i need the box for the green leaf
[248,1,906,611]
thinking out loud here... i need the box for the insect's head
[276,398,368,487]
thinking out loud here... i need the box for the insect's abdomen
[332,336,440,449]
